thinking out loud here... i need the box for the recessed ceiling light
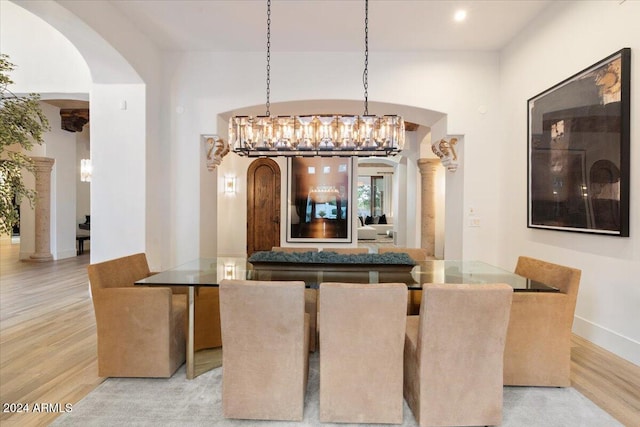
[454,9,467,22]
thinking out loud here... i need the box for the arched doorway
[14,1,153,264]
[217,100,460,259]
[246,158,281,255]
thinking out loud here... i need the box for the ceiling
[43,1,551,111]
[108,0,552,52]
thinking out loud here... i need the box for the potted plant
[0,54,50,236]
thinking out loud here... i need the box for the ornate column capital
[417,158,440,174]
[203,135,229,171]
[431,137,459,172]
[31,156,55,171]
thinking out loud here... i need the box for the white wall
[0,1,90,94]
[500,0,640,365]
[402,131,422,250]
[39,102,77,259]
[90,83,147,261]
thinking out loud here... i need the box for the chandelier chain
[229,0,405,158]
[363,0,369,115]
[266,0,271,116]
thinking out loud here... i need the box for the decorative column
[417,158,439,257]
[29,157,55,262]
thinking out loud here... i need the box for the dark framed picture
[528,48,630,236]
[287,157,353,243]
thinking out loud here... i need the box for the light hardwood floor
[1,238,639,426]
[0,237,103,427]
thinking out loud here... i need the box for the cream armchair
[378,246,430,261]
[270,246,318,352]
[404,283,513,427]
[219,279,310,421]
[87,253,186,378]
[504,256,582,386]
[319,282,408,424]
[323,247,369,254]
[192,287,222,351]
[378,247,432,314]
[271,246,318,253]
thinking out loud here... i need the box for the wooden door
[247,158,281,255]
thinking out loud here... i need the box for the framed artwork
[527,48,630,236]
[287,157,353,243]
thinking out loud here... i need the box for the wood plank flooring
[0,237,103,427]
[571,334,640,426]
[1,237,639,426]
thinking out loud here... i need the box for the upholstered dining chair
[504,256,582,387]
[323,247,369,254]
[378,247,431,314]
[319,282,408,424]
[269,247,319,352]
[151,276,221,352]
[378,246,430,261]
[320,247,372,285]
[219,279,310,421]
[192,288,222,351]
[271,246,319,252]
[87,253,186,378]
[404,283,513,427]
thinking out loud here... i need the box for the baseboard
[18,249,78,261]
[573,315,640,366]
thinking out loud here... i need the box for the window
[357,176,384,219]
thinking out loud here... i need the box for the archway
[246,158,281,255]
[214,100,462,259]
[12,1,153,264]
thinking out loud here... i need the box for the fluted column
[29,157,55,262]
[417,158,439,257]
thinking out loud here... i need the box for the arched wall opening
[212,99,464,259]
[10,1,150,264]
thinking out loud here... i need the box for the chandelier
[230,0,405,157]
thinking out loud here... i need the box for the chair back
[86,253,185,378]
[378,246,430,261]
[87,253,151,294]
[319,282,407,423]
[271,246,318,253]
[417,283,513,426]
[515,256,581,299]
[219,279,308,421]
[323,247,369,254]
[504,256,582,387]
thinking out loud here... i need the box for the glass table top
[136,258,558,292]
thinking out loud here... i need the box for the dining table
[135,257,559,379]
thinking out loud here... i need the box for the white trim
[573,316,640,366]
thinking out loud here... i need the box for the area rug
[51,353,621,427]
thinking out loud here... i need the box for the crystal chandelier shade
[230,114,404,157]
[231,0,404,157]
